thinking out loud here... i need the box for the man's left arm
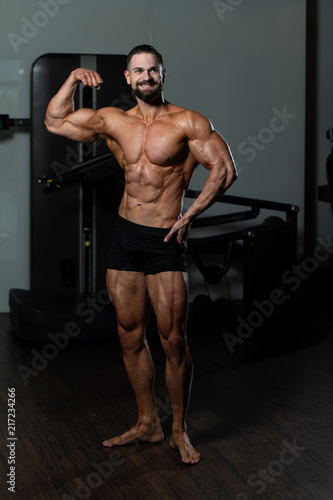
[164,112,237,244]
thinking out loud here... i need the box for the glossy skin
[45,53,237,464]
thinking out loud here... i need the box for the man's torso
[99,103,199,227]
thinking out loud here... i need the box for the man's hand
[164,218,191,251]
[72,68,103,90]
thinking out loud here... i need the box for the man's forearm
[183,165,236,225]
[45,71,78,128]
[163,164,236,245]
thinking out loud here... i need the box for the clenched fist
[71,68,103,90]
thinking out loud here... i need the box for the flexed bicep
[51,107,104,142]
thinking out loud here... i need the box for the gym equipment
[9,53,133,340]
[186,190,298,313]
[0,115,30,130]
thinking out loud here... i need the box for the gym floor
[1,261,333,500]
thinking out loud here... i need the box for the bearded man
[45,44,237,464]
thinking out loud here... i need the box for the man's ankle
[138,414,160,428]
[172,425,187,436]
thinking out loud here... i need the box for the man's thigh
[107,269,150,332]
[146,271,189,338]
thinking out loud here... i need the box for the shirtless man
[45,45,237,464]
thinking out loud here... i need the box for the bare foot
[170,431,200,464]
[102,420,164,448]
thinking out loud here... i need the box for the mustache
[136,79,156,86]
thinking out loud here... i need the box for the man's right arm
[45,68,104,142]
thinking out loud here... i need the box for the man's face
[125,53,165,104]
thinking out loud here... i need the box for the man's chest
[110,118,189,167]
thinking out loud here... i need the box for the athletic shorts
[107,215,188,275]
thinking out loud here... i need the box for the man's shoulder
[167,103,206,120]
[167,104,212,136]
[96,106,127,119]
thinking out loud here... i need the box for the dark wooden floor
[1,267,333,500]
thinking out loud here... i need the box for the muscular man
[45,45,237,464]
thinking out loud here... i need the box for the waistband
[116,215,173,236]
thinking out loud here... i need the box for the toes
[182,451,200,464]
[102,440,114,447]
[191,452,201,464]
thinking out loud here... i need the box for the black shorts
[107,215,188,275]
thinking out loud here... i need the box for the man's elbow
[44,118,52,133]
[226,159,238,184]
[223,163,237,191]
[44,116,59,134]
[227,172,237,192]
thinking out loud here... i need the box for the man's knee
[167,331,182,348]
[118,324,145,352]
[161,330,186,359]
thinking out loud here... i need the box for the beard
[132,80,163,104]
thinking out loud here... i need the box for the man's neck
[135,93,168,123]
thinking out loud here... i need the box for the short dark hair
[127,44,164,70]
